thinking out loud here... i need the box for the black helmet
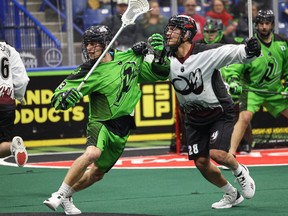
[204,18,223,33]
[255,10,274,25]
[165,15,197,42]
[82,25,113,61]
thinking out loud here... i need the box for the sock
[232,164,243,176]
[221,182,235,194]
[10,143,14,155]
[58,182,72,197]
[66,187,76,198]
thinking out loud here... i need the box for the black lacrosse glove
[132,41,148,56]
[52,88,83,110]
[244,37,261,58]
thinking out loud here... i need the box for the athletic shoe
[211,189,244,209]
[11,136,28,167]
[43,192,64,211]
[61,196,82,215]
[235,164,255,199]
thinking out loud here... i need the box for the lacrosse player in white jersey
[0,40,29,167]
[162,14,260,209]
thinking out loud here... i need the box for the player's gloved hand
[61,88,82,109]
[52,88,83,110]
[148,33,165,63]
[132,41,148,55]
[229,81,243,95]
[245,37,261,58]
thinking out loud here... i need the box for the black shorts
[185,110,234,160]
[0,110,15,143]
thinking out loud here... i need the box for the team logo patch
[210,130,219,144]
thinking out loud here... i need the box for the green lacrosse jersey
[222,33,288,92]
[52,49,169,121]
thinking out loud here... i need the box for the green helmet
[204,18,223,33]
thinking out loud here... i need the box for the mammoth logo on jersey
[171,68,203,95]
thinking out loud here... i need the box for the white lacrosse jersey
[169,43,255,125]
[0,41,29,107]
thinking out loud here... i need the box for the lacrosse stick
[247,0,253,38]
[243,88,288,97]
[77,0,150,91]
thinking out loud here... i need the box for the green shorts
[86,121,129,173]
[240,91,288,117]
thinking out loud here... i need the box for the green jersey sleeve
[221,63,245,83]
[138,57,170,83]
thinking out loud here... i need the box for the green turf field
[0,165,287,215]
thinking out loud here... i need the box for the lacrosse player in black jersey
[161,14,261,209]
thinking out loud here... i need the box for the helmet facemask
[203,18,223,44]
[164,15,197,55]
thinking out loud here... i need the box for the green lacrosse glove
[229,81,243,95]
[148,33,165,63]
[52,88,83,110]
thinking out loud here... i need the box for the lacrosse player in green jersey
[224,10,288,155]
[43,25,169,215]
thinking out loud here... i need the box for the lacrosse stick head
[121,0,150,27]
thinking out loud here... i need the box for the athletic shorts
[86,120,128,173]
[185,110,234,160]
[240,91,288,117]
[0,110,15,143]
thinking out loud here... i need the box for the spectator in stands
[182,0,206,41]
[235,1,259,38]
[101,0,140,51]
[136,0,169,41]
[0,39,29,167]
[223,10,288,156]
[206,0,236,36]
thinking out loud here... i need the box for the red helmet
[165,15,197,41]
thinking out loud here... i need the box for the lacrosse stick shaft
[247,0,253,38]
[77,26,125,91]
[243,88,288,96]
